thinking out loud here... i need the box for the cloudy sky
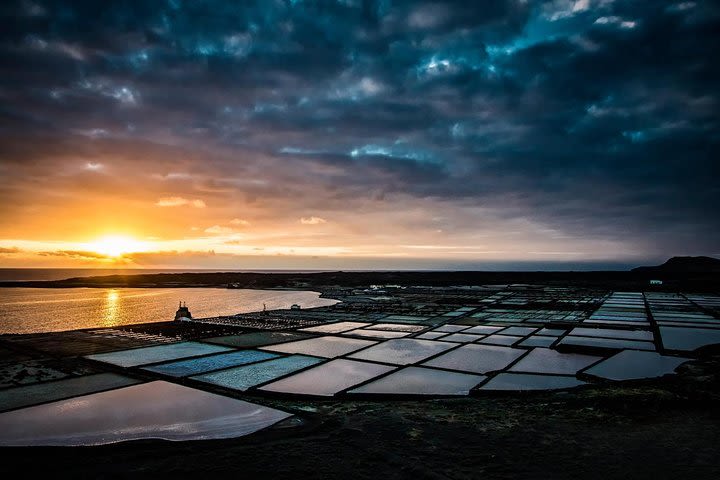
[0,0,718,270]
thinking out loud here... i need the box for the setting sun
[87,236,148,258]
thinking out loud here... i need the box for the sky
[0,0,718,270]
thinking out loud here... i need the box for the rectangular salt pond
[422,344,526,374]
[191,355,323,391]
[509,348,601,375]
[500,326,538,336]
[348,338,455,365]
[261,336,376,358]
[476,335,523,346]
[343,329,410,339]
[438,333,484,343]
[655,312,714,319]
[655,318,720,326]
[348,366,486,396]
[414,331,448,340]
[85,342,234,368]
[569,327,653,341]
[464,325,504,335]
[0,381,291,446]
[656,318,720,327]
[299,321,371,334]
[659,326,720,352]
[259,359,395,397]
[657,321,720,329]
[485,316,529,323]
[586,316,648,323]
[479,373,585,391]
[433,324,471,333]
[202,332,315,348]
[142,350,280,377]
[382,315,430,323]
[584,319,650,327]
[364,324,425,332]
[0,373,141,413]
[537,328,566,336]
[518,336,557,348]
[558,336,655,351]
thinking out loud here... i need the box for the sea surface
[0,288,339,334]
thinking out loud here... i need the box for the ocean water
[0,288,338,334]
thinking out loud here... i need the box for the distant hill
[632,256,720,273]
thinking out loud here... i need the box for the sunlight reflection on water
[102,289,119,328]
[0,287,338,334]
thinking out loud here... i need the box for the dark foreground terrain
[1,352,719,479]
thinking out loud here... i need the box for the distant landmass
[1,257,719,292]
[632,256,720,273]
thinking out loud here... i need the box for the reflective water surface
[480,373,586,391]
[260,359,394,396]
[192,355,323,391]
[349,366,485,396]
[86,342,233,367]
[0,287,338,334]
[348,338,455,365]
[261,335,376,358]
[584,350,690,381]
[0,381,292,445]
[142,350,280,377]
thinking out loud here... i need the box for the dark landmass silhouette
[632,256,720,273]
[1,257,719,292]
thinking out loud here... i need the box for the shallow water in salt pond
[0,287,338,334]
[0,381,292,446]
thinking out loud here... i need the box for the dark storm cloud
[1,0,719,258]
